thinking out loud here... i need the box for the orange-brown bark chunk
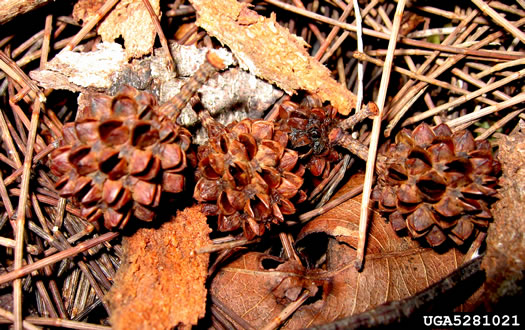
[107,206,212,329]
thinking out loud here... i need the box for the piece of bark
[482,122,525,310]
[73,0,160,59]
[31,43,282,132]
[30,42,128,92]
[106,206,212,329]
[0,0,52,25]
[189,0,357,115]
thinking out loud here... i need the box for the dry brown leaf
[482,124,525,308]
[211,174,464,328]
[106,206,212,329]
[73,0,160,58]
[189,0,357,115]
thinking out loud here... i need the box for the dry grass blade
[14,98,41,330]
[141,0,174,71]
[265,0,521,60]
[0,307,40,330]
[64,0,120,52]
[471,0,525,44]
[24,317,111,330]
[403,68,525,125]
[261,290,310,330]
[355,0,406,271]
[0,232,119,285]
[446,93,525,129]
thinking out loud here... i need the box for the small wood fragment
[189,0,357,115]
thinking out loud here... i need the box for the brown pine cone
[276,95,342,180]
[194,112,306,239]
[51,86,192,229]
[372,123,500,247]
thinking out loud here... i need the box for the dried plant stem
[0,171,14,220]
[0,237,40,254]
[355,0,405,271]
[403,68,525,125]
[13,99,41,330]
[24,317,110,330]
[64,0,120,52]
[261,290,310,330]
[471,0,525,44]
[291,0,325,44]
[446,93,525,129]
[0,307,40,330]
[0,232,119,286]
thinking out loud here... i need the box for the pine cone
[372,123,500,247]
[194,112,306,239]
[51,86,192,229]
[277,95,342,180]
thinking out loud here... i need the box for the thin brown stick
[197,237,260,254]
[416,5,488,24]
[263,0,523,60]
[3,140,58,186]
[12,30,45,59]
[40,14,53,67]
[355,0,405,271]
[320,0,378,64]
[261,290,310,330]
[450,67,511,101]
[64,0,120,52]
[476,108,525,140]
[313,3,353,61]
[384,9,482,134]
[352,52,496,104]
[446,93,525,128]
[294,0,326,43]
[24,317,111,330]
[13,98,41,330]
[141,0,174,72]
[471,0,525,44]
[0,50,44,102]
[300,184,364,223]
[474,57,525,79]
[0,237,40,255]
[402,68,525,125]
[0,232,119,286]
[0,307,40,330]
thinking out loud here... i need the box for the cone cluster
[194,112,306,239]
[277,95,342,180]
[51,86,192,229]
[372,123,500,247]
